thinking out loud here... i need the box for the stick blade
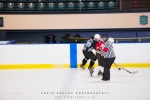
[130,70,138,74]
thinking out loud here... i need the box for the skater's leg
[98,57,105,75]
[95,53,104,76]
[87,51,97,69]
[86,51,97,77]
[80,50,89,69]
[102,58,107,80]
[88,60,95,69]
[80,58,89,69]
[96,53,101,66]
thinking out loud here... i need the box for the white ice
[0,68,150,100]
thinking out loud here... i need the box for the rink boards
[0,43,150,69]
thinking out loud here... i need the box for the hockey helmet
[94,34,101,39]
[108,37,114,43]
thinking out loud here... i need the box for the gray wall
[0,31,6,40]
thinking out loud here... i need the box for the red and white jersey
[96,41,108,52]
[102,40,116,58]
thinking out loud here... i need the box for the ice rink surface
[0,68,150,100]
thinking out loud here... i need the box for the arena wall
[0,12,150,30]
[0,43,150,69]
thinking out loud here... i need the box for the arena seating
[67,2,75,10]
[0,0,149,12]
[0,0,116,11]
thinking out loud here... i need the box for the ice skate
[98,70,103,76]
[88,68,93,77]
[80,64,85,70]
[92,66,103,77]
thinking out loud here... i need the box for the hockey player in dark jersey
[80,34,101,70]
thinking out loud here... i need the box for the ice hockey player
[80,34,101,72]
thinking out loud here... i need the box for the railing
[114,37,150,42]
[61,36,150,43]
[120,0,150,10]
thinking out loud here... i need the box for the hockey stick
[114,63,138,74]
[114,63,121,70]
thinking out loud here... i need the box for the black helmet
[101,34,108,38]
[91,36,94,40]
